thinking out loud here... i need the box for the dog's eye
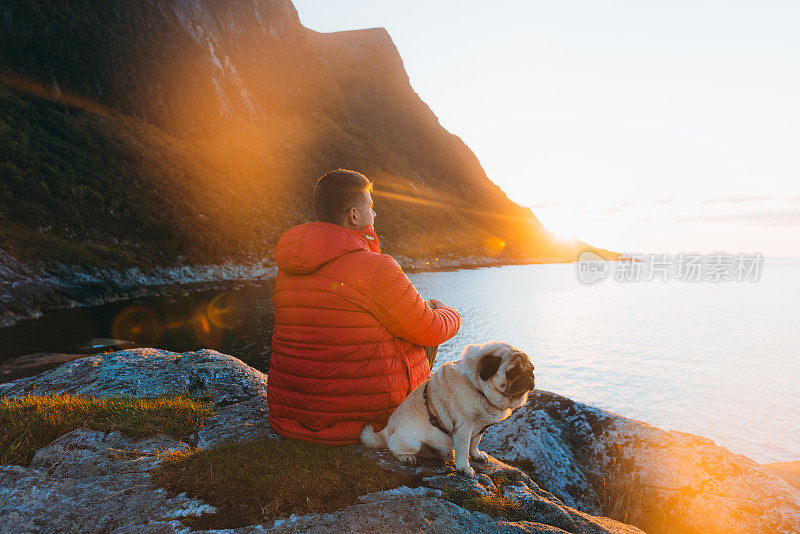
[506,367,518,378]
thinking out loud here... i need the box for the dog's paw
[397,454,417,465]
[457,465,476,478]
[470,450,489,463]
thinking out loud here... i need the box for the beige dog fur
[361,341,535,477]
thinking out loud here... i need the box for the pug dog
[361,341,535,477]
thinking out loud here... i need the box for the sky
[293,1,799,257]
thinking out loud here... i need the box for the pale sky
[293,1,800,257]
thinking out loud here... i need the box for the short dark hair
[313,169,372,224]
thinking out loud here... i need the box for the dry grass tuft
[599,472,648,527]
[0,394,212,465]
[444,473,528,521]
[597,441,690,534]
[506,452,684,533]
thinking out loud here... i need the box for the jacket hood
[274,222,381,274]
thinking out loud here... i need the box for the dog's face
[465,341,535,409]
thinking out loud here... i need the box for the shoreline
[0,252,573,329]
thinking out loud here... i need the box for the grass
[596,441,690,534]
[152,440,416,529]
[599,471,648,528]
[0,394,212,465]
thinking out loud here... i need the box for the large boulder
[483,391,800,534]
[0,348,269,407]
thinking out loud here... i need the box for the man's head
[314,169,376,229]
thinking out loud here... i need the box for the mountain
[0,0,615,271]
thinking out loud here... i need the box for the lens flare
[207,291,245,330]
[111,305,163,347]
[483,236,506,257]
[191,301,224,348]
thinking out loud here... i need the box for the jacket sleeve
[368,255,460,346]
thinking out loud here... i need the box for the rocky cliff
[0,0,614,325]
[1,349,798,533]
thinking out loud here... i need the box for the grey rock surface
[197,395,279,448]
[354,450,638,534]
[235,496,570,534]
[0,348,269,407]
[0,352,88,382]
[0,430,214,534]
[482,401,602,514]
[29,428,190,478]
[483,390,800,534]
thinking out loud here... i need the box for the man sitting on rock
[267,169,461,445]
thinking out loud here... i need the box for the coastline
[0,252,572,329]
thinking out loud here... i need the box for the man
[267,169,461,445]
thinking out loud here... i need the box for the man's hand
[429,298,447,310]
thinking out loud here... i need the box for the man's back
[267,221,461,445]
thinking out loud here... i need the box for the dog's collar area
[423,381,498,438]
[424,381,453,436]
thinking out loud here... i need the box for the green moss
[0,395,212,465]
[153,440,415,529]
[443,473,530,522]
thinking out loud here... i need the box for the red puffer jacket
[267,222,461,445]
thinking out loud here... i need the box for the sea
[413,258,800,464]
[1,258,797,463]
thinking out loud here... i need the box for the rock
[765,461,800,491]
[359,451,638,534]
[72,338,136,353]
[500,481,578,533]
[0,348,269,407]
[256,496,565,534]
[0,430,214,533]
[483,390,800,534]
[29,429,190,478]
[481,399,602,514]
[0,352,88,382]
[358,485,443,503]
[197,395,280,448]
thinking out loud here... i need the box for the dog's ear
[478,352,503,381]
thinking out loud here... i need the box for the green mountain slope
[0,0,615,270]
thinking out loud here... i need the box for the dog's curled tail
[360,424,386,448]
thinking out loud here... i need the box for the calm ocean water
[411,259,800,463]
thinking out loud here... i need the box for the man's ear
[478,353,503,381]
[344,206,357,227]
